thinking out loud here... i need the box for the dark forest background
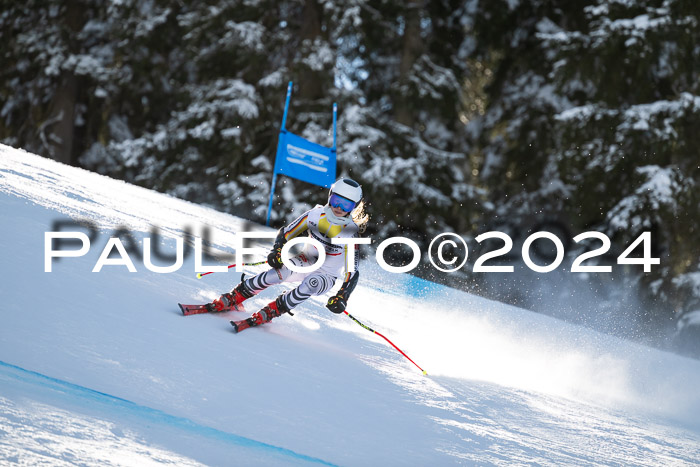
[2,0,698,355]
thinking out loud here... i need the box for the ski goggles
[329,193,357,212]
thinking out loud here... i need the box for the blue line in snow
[0,359,336,466]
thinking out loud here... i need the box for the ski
[179,303,241,316]
[179,304,214,315]
[230,317,258,333]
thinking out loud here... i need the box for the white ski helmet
[328,178,362,210]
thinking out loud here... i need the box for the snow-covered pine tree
[541,0,700,329]
[80,1,277,216]
[333,0,485,252]
[469,0,699,336]
[2,0,486,250]
[0,0,112,165]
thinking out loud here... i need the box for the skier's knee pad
[300,274,332,296]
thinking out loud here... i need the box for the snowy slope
[1,144,700,466]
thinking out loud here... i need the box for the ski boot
[231,297,290,333]
[210,279,254,312]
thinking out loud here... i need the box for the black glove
[267,246,283,269]
[326,295,347,314]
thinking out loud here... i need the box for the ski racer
[212,178,369,332]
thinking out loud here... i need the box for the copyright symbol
[428,233,469,273]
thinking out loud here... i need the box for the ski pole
[343,310,427,376]
[196,260,268,279]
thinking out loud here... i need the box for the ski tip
[178,303,185,315]
[230,320,239,333]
